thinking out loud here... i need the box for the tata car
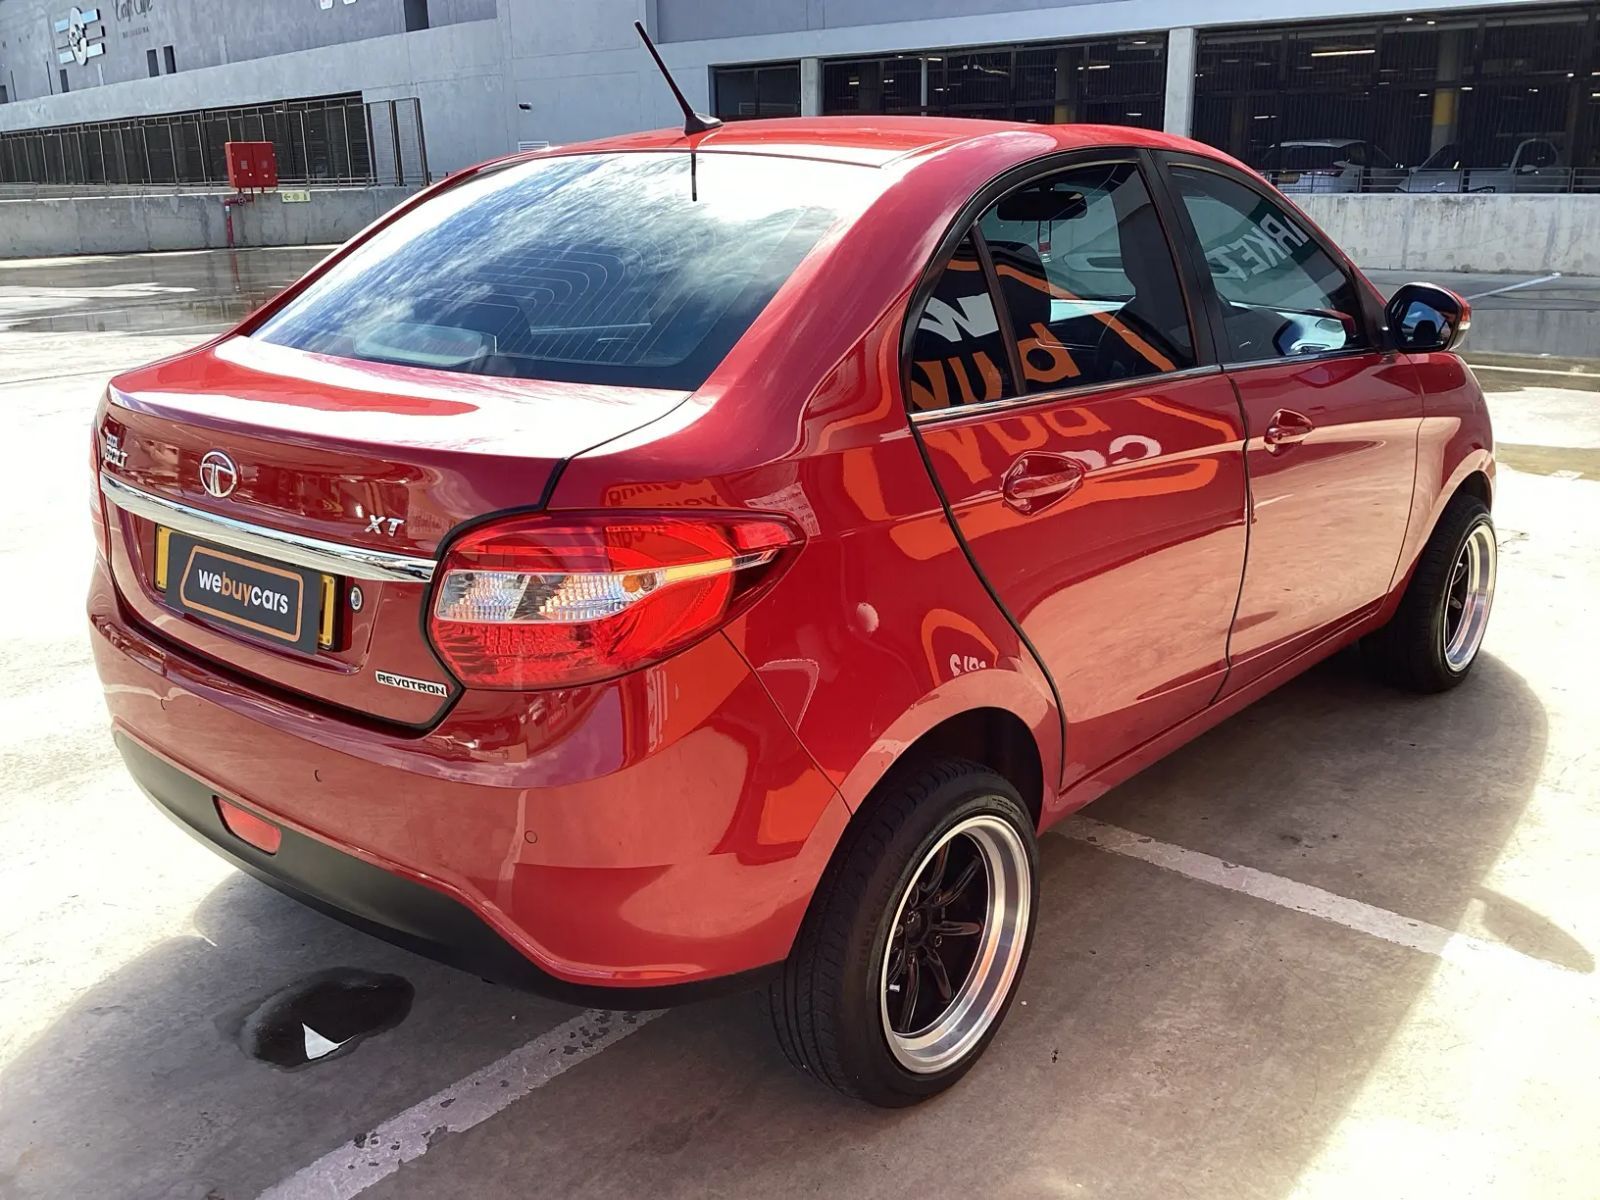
[90,118,1495,1106]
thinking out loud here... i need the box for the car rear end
[88,146,878,1000]
[1264,142,1359,194]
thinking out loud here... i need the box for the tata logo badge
[198,450,239,499]
[54,6,106,67]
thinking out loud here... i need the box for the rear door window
[253,152,866,390]
[907,235,1017,412]
[978,161,1196,392]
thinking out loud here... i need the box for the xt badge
[365,514,405,537]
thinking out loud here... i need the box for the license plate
[158,528,331,653]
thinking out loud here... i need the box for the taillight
[427,511,802,689]
[90,426,110,559]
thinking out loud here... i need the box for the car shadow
[1,650,1567,1200]
[0,869,583,1200]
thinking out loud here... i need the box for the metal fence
[1258,166,1600,195]
[0,94,429,195]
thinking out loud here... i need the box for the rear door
[907,154,1249,784]
[1157,154,1423,694]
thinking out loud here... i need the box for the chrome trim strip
[99,473,436,584]
[908,364,1223,425]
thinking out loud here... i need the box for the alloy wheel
[879,813,1031,1074]
[1443,522,1497,671]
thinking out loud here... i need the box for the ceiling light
[1311,48,1376,57]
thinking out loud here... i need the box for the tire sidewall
[836,778,1039,1105]
[1432,508,1494,681]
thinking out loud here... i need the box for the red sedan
[89,117,1495,1106]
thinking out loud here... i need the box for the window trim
[908,363,1224,426]
[1152,151,1391,373]
[900,148,1214,423]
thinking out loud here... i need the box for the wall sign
[54,6,107,66]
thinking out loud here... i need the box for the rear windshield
[252,152,867,390]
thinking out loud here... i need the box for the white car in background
[1401,139,1569,194]
[1259,139,1407,194]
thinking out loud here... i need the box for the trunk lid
[98,335,688,725]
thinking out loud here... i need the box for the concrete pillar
[1430,29,1465,154]
[800,57,821,117]
[1164,26,1197,138]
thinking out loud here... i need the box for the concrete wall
[1297,194,1600,277]
[0,186,416,258]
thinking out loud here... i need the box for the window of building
[59,70,69,95]
[824,35,1166,129]
[907,235,1017,412]
[163,45,177,74]
[147,49,160,78]
[980,162,1194,390]
[1171,166,1368,363]
[712,63,801,121]
[1194,5,1600,190]
[404,0,430,32]
[0,93,418,189]
[0,85,9,105]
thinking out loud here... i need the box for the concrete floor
[1,247,1598,1200]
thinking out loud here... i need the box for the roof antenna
[633,20,721,136]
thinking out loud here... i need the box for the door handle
[1002,453,1087,515]
[1263,408,1315,452]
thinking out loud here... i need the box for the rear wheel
[766,759,1037,1106]
[1365,492,1496,692]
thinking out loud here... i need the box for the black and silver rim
[879,813,1031,1074]
[1443,522,1497,672]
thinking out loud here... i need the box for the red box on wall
[224,141,278,191]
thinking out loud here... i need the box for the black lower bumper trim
[115,733,775,1009]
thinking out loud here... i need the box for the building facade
[2,0,1597,190]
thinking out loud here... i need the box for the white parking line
[1465,271,1562,300]
[1062,816,1584,980]
[259,1008,661,1200]
[260,817,1581,1198]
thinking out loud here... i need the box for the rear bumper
[89,559,850,1001]
[117,734,767,1007]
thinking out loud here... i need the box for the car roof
[477,115,1230,171]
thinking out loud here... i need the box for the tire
[1365,492,1496,693]
[766,758,1038,1107]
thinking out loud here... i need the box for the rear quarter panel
[550,137,1074,817]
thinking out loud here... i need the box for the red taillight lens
[427,511,802,689]
[90,426,110,559]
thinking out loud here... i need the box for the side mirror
[1386,283,1471,353]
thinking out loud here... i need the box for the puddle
[1495,442,1600,480]
[235,968,413,1070]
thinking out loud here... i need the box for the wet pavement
[2,249,1598,1200]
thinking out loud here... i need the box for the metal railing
[1259,166,1600,196]
[0,95,429,196]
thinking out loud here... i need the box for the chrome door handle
[1002,453,1086,515]
[1263,408,1315,452]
